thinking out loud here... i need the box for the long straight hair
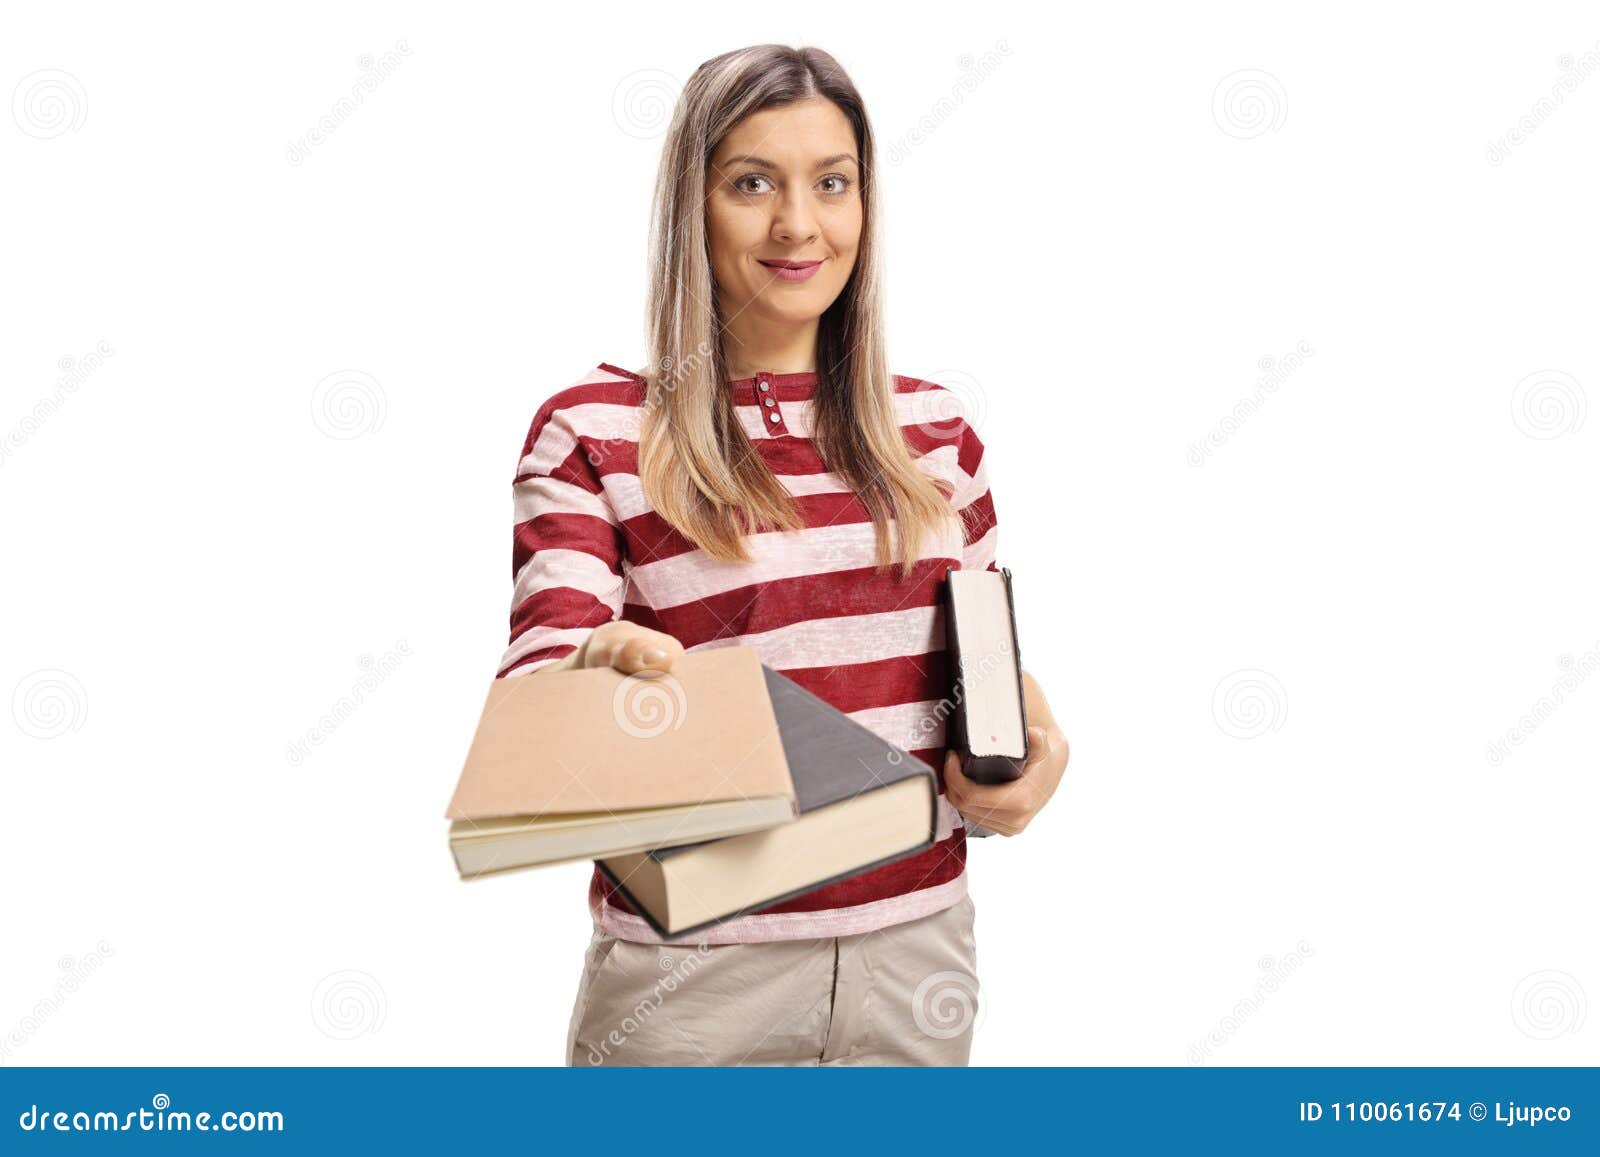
[637,44,957,581]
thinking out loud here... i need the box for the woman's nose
[770,190,819,244]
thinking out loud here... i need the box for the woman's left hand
[942,724,1069,836]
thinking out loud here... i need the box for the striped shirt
[496,362,1001,944]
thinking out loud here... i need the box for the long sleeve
[495,402,627,679]
[950,420,1004,837]
[953,421,1000,574]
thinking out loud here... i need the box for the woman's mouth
[757,258,823,282]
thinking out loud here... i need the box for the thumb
[942,748,972,791]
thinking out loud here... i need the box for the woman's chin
[751,296,832,326]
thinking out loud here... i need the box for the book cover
[598,664,938,938]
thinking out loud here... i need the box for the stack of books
[444,569,1027,938]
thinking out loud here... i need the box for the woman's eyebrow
[720,153,860,170]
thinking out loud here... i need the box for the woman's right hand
[550,621,683,675]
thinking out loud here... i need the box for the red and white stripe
[497,362,1000,944]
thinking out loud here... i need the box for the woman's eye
[734,174,852,196]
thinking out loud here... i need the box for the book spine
[942,566,970,757]
[603,828,941,941]
[994,565,1031,781]
[962,752,1024,783]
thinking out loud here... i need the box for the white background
[2,1,1596,1067]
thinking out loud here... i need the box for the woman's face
[705,96,863,332]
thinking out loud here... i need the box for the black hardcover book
[942,566,1029,784]
[597,664,938,939]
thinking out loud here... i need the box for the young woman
[496,44,1070,1066]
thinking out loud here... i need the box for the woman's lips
[758,259,823,282]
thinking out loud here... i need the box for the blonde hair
[636,44,957,581]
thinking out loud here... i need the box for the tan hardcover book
[598,666,938,938]
[445,646,798,878]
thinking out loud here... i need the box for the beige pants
[566,894,980,1066]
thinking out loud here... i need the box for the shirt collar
[727,370,818,403]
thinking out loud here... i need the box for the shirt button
[768,412,780,424]
[758,381,769,392]
[763,397,774,407]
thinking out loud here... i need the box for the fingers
[1023,725,1052,769]
[942,749,1027,836]
[614,633,681,674]
[1026,724,1049,756]
[942,748,976,795]
[581,623,684,674]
